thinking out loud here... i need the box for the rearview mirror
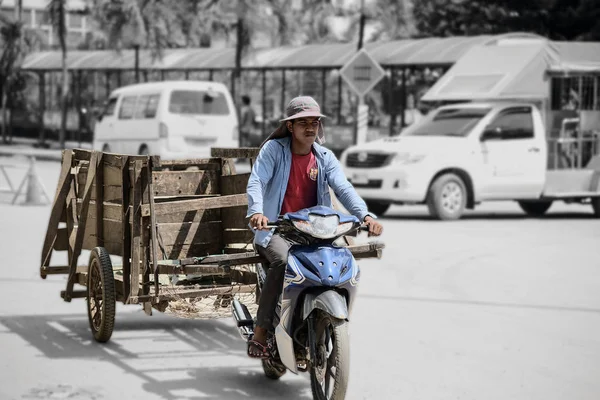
[481,127,502,141]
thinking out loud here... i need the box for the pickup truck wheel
[592,198,600,218]
[365,201,390,216]
[427,173,466,220]
[518,200,553,217]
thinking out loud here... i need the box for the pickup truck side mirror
[481,127,502,141]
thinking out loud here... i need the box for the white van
[93,80,239,159]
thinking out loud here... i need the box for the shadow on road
[382,211,595,221]
[0,312,311,400]
[361,293,600,314]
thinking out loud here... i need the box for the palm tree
[47,0,68,149]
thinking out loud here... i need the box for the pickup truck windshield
[404,108,491,137]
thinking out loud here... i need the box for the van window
[103,97,118,116]
[119,96,137,119]
[486,107,534,140]
[168,90,229,115]
[133,94,160,119]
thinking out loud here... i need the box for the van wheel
[102,144,111,153]
[427,173,466,220]
[365,201,390,216]
[518,200,553,217]
[138,145,149,155]
[592,198,600,218]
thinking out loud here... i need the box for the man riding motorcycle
[246,95,383,358]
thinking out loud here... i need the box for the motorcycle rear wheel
[309,314,350,400]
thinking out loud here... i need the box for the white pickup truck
[341,102,600,220]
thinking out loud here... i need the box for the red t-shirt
[281,151,318,215]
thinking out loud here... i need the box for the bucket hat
[261,96,327,146]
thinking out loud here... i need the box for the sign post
[339,49,385,145]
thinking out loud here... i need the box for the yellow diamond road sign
[339,49,386,98]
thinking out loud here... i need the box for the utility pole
[355,0,368,145]
[357,0,366,51]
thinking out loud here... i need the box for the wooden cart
[40,148,384,342]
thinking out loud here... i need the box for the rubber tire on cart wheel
[592,198,600,218]
[262,359,286,380]
[365,200,390,216]
[427,173,467,220]
[518,200,553,217]
[87,247,116,343]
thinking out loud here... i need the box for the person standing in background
[240,95,260,147]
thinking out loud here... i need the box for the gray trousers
[255,234,293,330]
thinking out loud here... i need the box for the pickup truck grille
[346,152,393,168]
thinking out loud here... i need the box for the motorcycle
[232,205,370,400]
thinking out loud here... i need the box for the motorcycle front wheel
[309,313,350,400]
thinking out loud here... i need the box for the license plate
[352,173,369,185]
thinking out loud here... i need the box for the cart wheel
[86,247,116,343]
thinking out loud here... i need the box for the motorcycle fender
[303,290,348,320]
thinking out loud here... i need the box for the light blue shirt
[246,137,375,248]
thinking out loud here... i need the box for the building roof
[21,33,544,71]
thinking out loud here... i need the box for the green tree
[369,0,415,41]
[412,0,600,40]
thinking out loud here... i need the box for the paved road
[0,156,599,400]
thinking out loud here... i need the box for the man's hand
[364,216,383,237]
[250,213,270,231]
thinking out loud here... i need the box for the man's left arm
[325,153,375,221]
[325,155,383,236]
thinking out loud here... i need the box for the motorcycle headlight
[292,214,355,239]
[392,152,426,164]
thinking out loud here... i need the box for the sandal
[247,339,270,359]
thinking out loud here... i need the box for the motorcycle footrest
[237,319,254,328]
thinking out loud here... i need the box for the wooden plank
[77,201,123,222]
[130,284,256,303]
[73,149,146,169]
[81,217,123,248]
[161,241,224,260]
[130,160,143,301]
[221,173,250,195]
[220,172,250,229]
[147,157,160,297]
[156,264,230,275]
[65,151,99,301]
[222,206,249,229]
[96,153,104,247]
[54,227,69,251]
[41,150,73,277]
[155,208,221,224]
[157,221,223,245]
[44,265,88,275]
[152,170,219,197]
[223,228,254,245]
[61,290,87,299]
[72,148,91,161]
[221,158,236,176]
[211,148,260,159]
[121,156,131,300]
[142,194,247,217]
[75,184,128,203]
[157,158,222,171]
